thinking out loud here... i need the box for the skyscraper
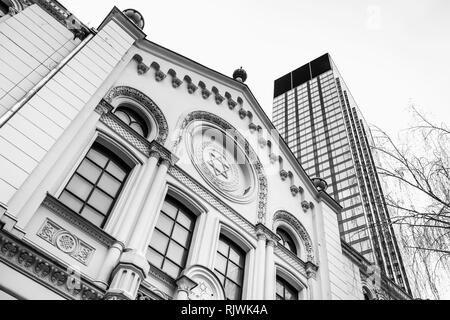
[272,54,411,294]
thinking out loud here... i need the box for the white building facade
[0,1,410,300]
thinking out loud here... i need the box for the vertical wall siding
[0,8,135,206]
[0,5,80,115]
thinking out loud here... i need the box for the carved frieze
[37,219,95,266]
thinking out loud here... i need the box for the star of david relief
[206,150,231,180]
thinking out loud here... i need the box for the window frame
[276,275,299,300]
[147,196,198,280]
[58,142,131,229]
[276,228,298,255]
[213,234,247,300]
[113,105,150,138]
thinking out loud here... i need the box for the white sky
[60,0,450,138]
[58,0,450,298]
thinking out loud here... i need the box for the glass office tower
[272,54,411,293]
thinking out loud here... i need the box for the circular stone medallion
[56,232,77,254]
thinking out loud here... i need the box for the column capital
[149,141,179,166]
[255,223,280,244]
[305,261,319,279]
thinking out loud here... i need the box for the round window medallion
[56,232,77,254]
[186,121,257,204]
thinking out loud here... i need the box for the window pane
[147,248,164,269]
[115,110,131,125]
[60,191,83,213]
[80,206,104,227]
[162,201,178,219]
[276,281,284,297]
[66,175,93,201]
[215,272,225,286]
[177,211,194,230]
[130,122,144,136]
[172,224,190,247]
[229,248,244,267]
[215,253,228,275]
[218,240,229,256]
[97,173,121,197]
[163,259,181,279]
[166,241,185,265]
[88,189,113,214]
[106,161,127,181]
[87,149,108,168]
[156,214,174,235]
[77,159,102,183]
[150,230,170,255]
[224,281,241,300]
[227,262,243,284]
[285,288,296,300]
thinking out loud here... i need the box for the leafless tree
[370,107,450,300]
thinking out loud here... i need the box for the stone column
[105,145,177,300]
[129,158,170,255]
[264,239,276,300]
[96,242,124,289]
[305,262,317,300]
[254,232,266,300]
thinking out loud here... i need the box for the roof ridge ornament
[123,8,145,29]
[233,67,248,83]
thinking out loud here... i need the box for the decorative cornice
[104,86,169,144]
[274,245,307,279]
[273,210,316,264]
[255,223,280,244]
[137,284,172,300]
[0,231,104,300]
[148,264,177,289]
[95,99,114,115]
[24,0,91,40]
[42,194,116,247]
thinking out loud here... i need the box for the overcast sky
[58,0,450,298]
[60,0,449,138]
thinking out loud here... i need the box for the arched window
[147,197,197,279]
[114,105,149,137]
[276,276,298,300]
[59,143,131,228]
[214,235,246,300]
[276,228,297,255]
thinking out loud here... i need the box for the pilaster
[105,145,177,300]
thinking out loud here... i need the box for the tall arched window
[214,235,246,300]
[114,105,149,137]
[276,276,298,300]
[59,143,131,228]
[276,228,297,255]
[147,197,197,279]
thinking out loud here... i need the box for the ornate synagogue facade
[0,1,410,300]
